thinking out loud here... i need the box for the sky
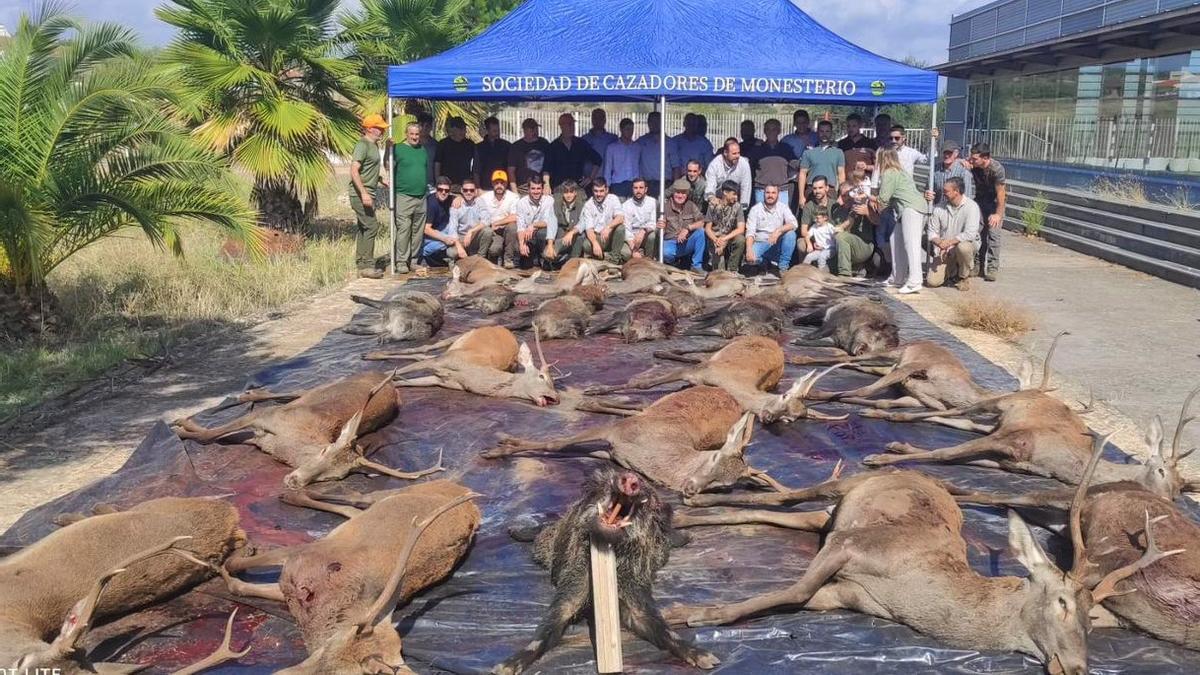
[0,0,980,66]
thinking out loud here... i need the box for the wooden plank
[590,536,623,673]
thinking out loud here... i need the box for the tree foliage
[157,0,364,229]
[0,5,257,305]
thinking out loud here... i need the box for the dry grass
[949,294,1035,340]
[2,222,357,421]
[1090,175,1148,204]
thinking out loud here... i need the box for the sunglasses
[890,136,903,141]
[463,187,477,192]
[435,187,451,193]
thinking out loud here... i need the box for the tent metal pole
[929,99,938,191]
[387,97,396,275]
[658,96,666,263]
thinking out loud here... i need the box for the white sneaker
[878,278,896,288]
[898,284,921,295]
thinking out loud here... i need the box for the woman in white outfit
[872,148,928,294]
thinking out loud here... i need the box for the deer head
[762,363,851,423]
[510,270,544,294]
[1005,510,1091,675]
[276,493,478,675]
[683,412,785,495]
[441,266,469,299]
[510,329,559,407]
[1138,386,1199,499]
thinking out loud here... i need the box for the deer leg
[224,545,300,573]
[667,545,853,627]
[368,335,459,356]
[685,475,852,508]
[918,416,995,433]
[673,508,829,531]
[622,586,720,670]
[837,396,924,409]
[821,365,915,400]
[480,428,612,459]
[859,398,999,422]
[492,582,589,675]
[172,412,258,443]
[786,352,892,366]
[573,398,644,416]
[280,489,364,519]
[218,567,286,603]
[392,375,453,388]
[863,436,1016,467]
[743,467,789,492]
[585,367,690,394]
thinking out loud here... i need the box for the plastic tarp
[385,0,938,104]
[4,280,1199,673]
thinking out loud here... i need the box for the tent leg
[387,97,396,275]
[658,96,666,263]
[929,99,938,191]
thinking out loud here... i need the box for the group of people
[346,108,1007,291]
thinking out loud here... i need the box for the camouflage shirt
[705,201,745,236]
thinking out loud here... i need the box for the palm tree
[340,0,496,137]
[157,0,364,230]
[0,6,258,339]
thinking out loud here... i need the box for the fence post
[1043,116,1050,162]
[1105,118,1117,166]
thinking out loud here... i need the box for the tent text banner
[475,74,865,98]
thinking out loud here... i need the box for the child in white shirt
[802,212,837,270]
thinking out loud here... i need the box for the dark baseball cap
[940,139,961,153]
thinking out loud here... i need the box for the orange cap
[491,169,509,184]
[361,114,388,131]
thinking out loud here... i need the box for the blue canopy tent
[384,0,939,269]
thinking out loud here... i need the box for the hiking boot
[358,268,384,279]
[954,278,971,292]
[503,259,516,270]
[690,266,705,274]
[984,270,998,282]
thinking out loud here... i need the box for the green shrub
[1022,192,1049,237]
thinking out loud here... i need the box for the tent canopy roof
[386,0,938,104]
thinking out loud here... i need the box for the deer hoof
[861,454,893,466]
[687,649,722,669]
[884,442,909,453]
[857,409,887,419]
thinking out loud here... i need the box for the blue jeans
[662,229,707,269]
[751,231,798,272]
[420,237,448,264]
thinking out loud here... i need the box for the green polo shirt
[349,138,381,190]
[800,144,844,186]
[801,199,834,232]
[393,142,428,198]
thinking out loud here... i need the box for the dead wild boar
[793,295,899,355]
[492,468,719,674]
[447,285,516,315]
[685,296,788,339]
[506,285,608,340]
[345,291,444,343]
[588,296,677,342]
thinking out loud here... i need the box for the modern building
[937,1,1200,176]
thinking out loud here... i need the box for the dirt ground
[0,275,393,531]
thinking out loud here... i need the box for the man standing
[926,139,974,206]
[604,118,641,198]
[750,118,797,208]
[434,116,475,191]
[474,116,511,188]
[704,140,752,209]
[545,112,601,191]
[705,180,747,272]
[392,121,429,275]
[579,178,626,262]
[837,113,876,152]
[449,178,497,260]
[968,142,1007,281]
[745,184,798,273]
[799,176,834,254]
[507,175,558,269]
[659,179,707,272]
[670,112,714,179]
[872,124,928,185]
[480,169,519,263]
[416,111,437,189]
[582,108,618,177]
[798,120,845,207]
[637,111,665,197]
[782,109,819,158]
[622,178,658,259]
[550,180,584,264]
[832,181,879,278]
[926,176,981,290]
[349,113,389,279]
[738,119,762,158]
[508,118,551,195]
[684,160,707,212]
[873,113,893,152]
[420,176,465,264]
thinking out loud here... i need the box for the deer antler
[45,536,196,659]
[169,609,251,675]
[356,492,481,635]
[1090,510,1185,603]
[1170,385,1200,467]
[1075,388,1096,414]
[533,325,549,371]
[1039,331,1070,392]
[1068,432,1113,577]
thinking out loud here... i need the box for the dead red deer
[601,257,689,295]
[173,372,440,489]
[588,296,678,342]
[481,386,787,496]
[344,291,444,343]
[952,429,1194,650]
[509,257,606,296]
[856,349,1164,489]
[662,469,1093,675]
[585,336,847,423]
[364,325,560,407]
[2,497,246,672]
[791,295,899,356]
[214,481,480,674]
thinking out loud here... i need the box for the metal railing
[966,116,1200,173]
